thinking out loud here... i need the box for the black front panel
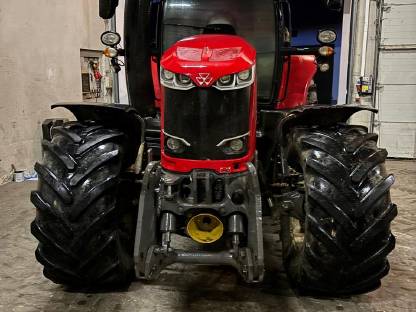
[164,87,250,160]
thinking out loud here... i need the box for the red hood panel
[160,35,256,87]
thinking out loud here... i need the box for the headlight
[177,74,191,85]
[217,133,249,155]
[218,75,234,86]
[160,68,195,90]
[166,138,183,151]
[160,66,255,91]
[317,30,337,44]
[161,69,174,81]
[164,131,190,153]
[230,139,244,152]
[101,31,121,46]
[237,69,251,81]
[175,74,193,88]
[214,66,255,90]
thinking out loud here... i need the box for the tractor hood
[160,35,256,88]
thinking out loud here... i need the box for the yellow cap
[186,213,224,244]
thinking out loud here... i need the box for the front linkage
[134,161,264,283]
[132,104,382,285]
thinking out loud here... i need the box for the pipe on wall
[360,0,371,77]
[337,0,353,104]
[346,0,358,104]
[110,15,120,103]
[370,0,384,133]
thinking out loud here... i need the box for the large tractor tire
[281,124,397,295]
[31,121,138,288]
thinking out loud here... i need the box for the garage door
[375,0,416,158]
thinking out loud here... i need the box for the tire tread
[283,124,396,295]
[31,121,136,288]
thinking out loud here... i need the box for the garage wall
[349,0,416,158]
[348,0,379,127]
[375,0,416,158]
[0,0,105,181]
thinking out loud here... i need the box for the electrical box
[356,76,373,96]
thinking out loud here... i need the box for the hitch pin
[160,213,176,252]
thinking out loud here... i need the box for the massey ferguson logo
[196,73,213,86]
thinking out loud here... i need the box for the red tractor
[31,0,396,295]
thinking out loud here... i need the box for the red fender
[277,55,317,109]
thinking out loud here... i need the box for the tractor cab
[120,0,334,115]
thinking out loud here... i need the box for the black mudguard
[52,103,144,166]
[258,104,378,176]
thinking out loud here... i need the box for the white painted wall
[349,0,416,158]
[348,0,379,128]
[374,0,416,158]
[0,0,105,181]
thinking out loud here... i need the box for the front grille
[163,87,251,160]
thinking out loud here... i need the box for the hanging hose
[135,142,145,174]
[134,116,146,174]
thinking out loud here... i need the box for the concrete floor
[0,160,415,312]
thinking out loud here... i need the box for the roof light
[176,47,202,61]
[210,47,242,61]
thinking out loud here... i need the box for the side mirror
[99,0,119,19]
